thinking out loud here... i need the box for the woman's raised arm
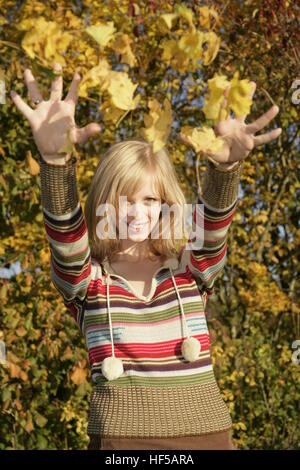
[11,63,102,330]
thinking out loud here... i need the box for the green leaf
[34,412,48,428]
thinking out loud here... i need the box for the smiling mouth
[128,221,148,227]
[127,221,149,231]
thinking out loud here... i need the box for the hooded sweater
[39,154,243,440]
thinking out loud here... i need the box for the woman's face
[116,174,162,243]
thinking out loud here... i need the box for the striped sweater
[39,155,243,439]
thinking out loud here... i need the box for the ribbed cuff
[200,160,244,209]
[39,155,79,215]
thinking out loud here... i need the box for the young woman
[11,63,281,450]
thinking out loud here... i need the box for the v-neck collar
[101,256,179,302]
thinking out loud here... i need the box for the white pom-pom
[101,356,124,381]
[181,337,201,362]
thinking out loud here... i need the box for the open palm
[11,62,101,163]
[181,82,282,166]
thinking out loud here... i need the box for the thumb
[72,123,102,145]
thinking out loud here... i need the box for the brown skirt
[88,428,237,450]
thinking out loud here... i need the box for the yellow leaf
[107,73,140,111]
[86,22,116,48]
[78,59,111,98]
[57,131,76,157]
[202,74,230,122]
[99,98,125,124]
[26,151,40,176]
[71,366,87,385]
[161,39,189,73]
[227,72,253,118]
[180,125,224,154]
[39,248,50,264]
[0,15,8,26]
[139,98,172,153]
[161,13,178,29]
[111,33,137,67]
[174,4,195,28]
[178,31,203,68]
[198,6,219,28]
[21,18,72,67]
[202,31,221,65]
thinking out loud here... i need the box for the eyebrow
[128,195,160,199]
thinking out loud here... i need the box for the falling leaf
[178,31,203,69]
[107,72,140,111]
[21,18,72,67]
[180,125,225,154]
[174,4,195,28]
[78,59,111,98]
[227,71,253,117]
[202,74,230,122]
[162,39,190,73]
[86,22,116,48]
[99,98,125,124]
[26,150,40,176]
[198,6,219,28]
[57,131,75,156]
[202,31,221,65]
[161,13,178,29]
[111,33,137,67]
[139,98,172,153]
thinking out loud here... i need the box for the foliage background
[0,0,299,450]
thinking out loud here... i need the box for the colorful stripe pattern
[41,160,242,438]
[43,197,238,386]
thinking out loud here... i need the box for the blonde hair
[84,138,187,264]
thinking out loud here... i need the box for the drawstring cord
[169,267,190,341]
[106,273,115,358]
[101,267,201,382]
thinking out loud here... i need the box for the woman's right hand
[10,62,102,165]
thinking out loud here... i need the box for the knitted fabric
[39,154,243,440]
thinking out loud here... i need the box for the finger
[253,128,282,147]
[10,90,34,121]
[72,123,102,145]
[179,132,192,146]
[64,70,81,106]
[50,62,63,101]
[237,81,256,123]
[218,86,231,121]
[23,68,44,103]
[221,85,230,110]
[246,105,279,134]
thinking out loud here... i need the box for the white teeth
[129,222,148,227]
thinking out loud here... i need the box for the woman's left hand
[206,82,282,166]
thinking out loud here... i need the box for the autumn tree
[0,0,298,449]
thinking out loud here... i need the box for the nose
[128,203,147,219]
